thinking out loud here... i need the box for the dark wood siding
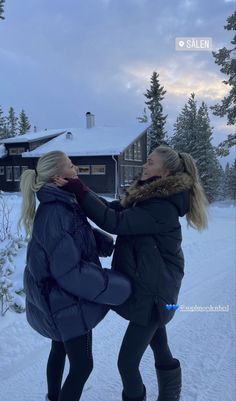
[70,155,116,195]
[0,155,36,192]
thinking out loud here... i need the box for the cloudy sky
[0,0,235,161]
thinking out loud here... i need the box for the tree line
[137,11,236,202]
[0,106,31,138]
[0,0,5,20]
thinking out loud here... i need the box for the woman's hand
[54,176,77,187]
[54,176,89,198]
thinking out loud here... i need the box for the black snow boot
[156,358,181,401]
[122,385,146,401]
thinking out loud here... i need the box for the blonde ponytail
[153,146,208,231]
[18,169,38,238]
[179,152,208,230]
[19,150,67,238]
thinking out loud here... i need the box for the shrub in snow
[0,275,14,316]
[1,257,15,276]
[10,293,25,313]
[17,239,27,249]
[0,253,15,315]
[7,244,18,256]
[0,238,27,316]
[0,195,12,241]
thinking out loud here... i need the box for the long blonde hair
[153,146,208,230]
[19,150,67,238]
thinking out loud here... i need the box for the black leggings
[118,317,174,399]
[47,331,93,401]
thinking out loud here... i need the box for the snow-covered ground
[0,194,235,401]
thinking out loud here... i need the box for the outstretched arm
[80,191,162,235]
[53,176,167,236]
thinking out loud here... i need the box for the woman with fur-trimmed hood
[54,145,208,401]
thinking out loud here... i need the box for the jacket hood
[121,172,193,217]
[37,183,77,205]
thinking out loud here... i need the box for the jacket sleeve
[49,231,131,305]
[97,195,125,211]
[80,191,167,235]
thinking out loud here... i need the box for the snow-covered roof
[21,124,149,157]
[0,129,66,144]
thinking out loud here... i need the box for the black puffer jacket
[24,184,131,341]
[79,173,193,327]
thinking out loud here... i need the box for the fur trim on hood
[120,172,194,207]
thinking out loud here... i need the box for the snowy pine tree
[144,71,167,152]
[211,11,236,156]
[195,102,222,201]
[0,0,5,20]
[171,93,198,157]
[18,109,31,135]
[171,95,221,201]
[228,160,236,200]
[0,105,6,138]
[216,164,226,201]
[223,163,232,199]
[6,106,18,137]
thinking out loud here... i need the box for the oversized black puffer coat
[79,173,193,327]
[24,184,131,342]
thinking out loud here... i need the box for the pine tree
[0,106,6,138]
[223,162,232,199]
[222,161,236,200]
[211,11,236,156]
[136,107,148,123]
[0,0,5,20]
[6,107,18,137]
[171,93,198,157]
[0,106,8,139]
[171,95,221,201]
[216,164,226,201]
[228,160,236,200]
[18,109,31,135]
[195,102,222,201]
[144,71,167,152]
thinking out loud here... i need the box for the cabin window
[6,166,13,181]
[124,145,134,161]
[120,165,142,187]
[0,166,4,175]
[133,140,142,161]
[9,147,25,155]
[91,165,106,175]
[13,166,21,181]
[77,165,90,175]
